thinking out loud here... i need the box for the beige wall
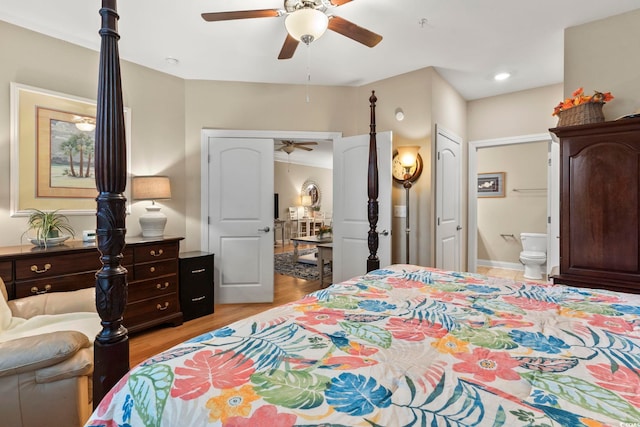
[356,68,465,267]
[468,84,562,141]
[565,9,640,120]
[0,21,186,247]
[3,7,637,265]
[183,81,357,251]
[274,162,333,219]
[476,142,548,265]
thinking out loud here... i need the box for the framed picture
[477,172,505,198]
[10,83,131,216]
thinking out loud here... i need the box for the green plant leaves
[252,370,330,409]
[129,364,174,427]
[521,372,640,423]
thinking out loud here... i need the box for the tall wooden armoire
[551,117,640,294]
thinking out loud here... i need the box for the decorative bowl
[29,235,71,247]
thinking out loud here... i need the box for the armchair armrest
[8,288,96,319]
[0,330,90,378]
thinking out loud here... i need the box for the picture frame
[10,83,131,216]
[477,172,505,198]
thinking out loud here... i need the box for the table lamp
[132,176,171,237]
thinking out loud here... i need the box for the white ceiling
[3,0,638,168]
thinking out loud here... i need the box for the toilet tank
[520,233,547,252]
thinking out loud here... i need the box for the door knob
[379,230,390,236]
[456,225,462,230]
[258,226,271,232]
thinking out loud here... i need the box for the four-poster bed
[88,2,640,425]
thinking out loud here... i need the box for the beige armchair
[0,278,100,427]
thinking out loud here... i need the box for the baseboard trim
[477,259,524,272]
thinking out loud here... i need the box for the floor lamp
[395,146,422,264]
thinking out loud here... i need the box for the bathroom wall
[476,141,548,268]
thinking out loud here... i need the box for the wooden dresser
[551,117,640,294]
[0,236,184,333]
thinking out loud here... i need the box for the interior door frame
[200,129,342,251]
[467,133,554,272]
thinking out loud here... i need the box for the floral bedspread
[86,265,640,427]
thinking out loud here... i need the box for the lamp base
[139,206,167,237]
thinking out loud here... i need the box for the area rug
[274,249,331,281]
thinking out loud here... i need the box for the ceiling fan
[201,0,383,60]
[275,140,318,154]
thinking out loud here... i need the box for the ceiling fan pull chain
[306,43,312,103]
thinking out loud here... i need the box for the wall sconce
[132,176,172,237]
[395,146,422,263]
[395,108,405,121]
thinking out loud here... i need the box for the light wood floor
[129,251,544,367]
[476,266,549,284]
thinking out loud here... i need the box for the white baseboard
[477,259,524,272]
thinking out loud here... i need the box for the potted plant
[23,209,75,247]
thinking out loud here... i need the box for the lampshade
[285,8,329,44]
[397,146,420,168]
[132,176,171,238]
[132,176,172,201]
[301,195,312,207]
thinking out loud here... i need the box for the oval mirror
[301,180,321,208]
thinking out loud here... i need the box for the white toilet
[520,233,547,280]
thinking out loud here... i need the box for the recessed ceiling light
[494,72,511,81]
[165,57,179,65]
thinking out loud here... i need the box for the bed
[88,2,640,426]
[86,264,640,426]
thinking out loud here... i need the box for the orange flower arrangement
[552,87,614,116]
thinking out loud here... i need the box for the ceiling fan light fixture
[75,118,96,132]
[285,8,328,44]
[282,145,296,154]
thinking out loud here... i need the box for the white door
[207,137,274,303]
[435,125,462,271]
[547,140,560,275]
[333,132,392,282]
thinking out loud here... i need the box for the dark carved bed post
[93,0,129,407]
[367,91,380,272]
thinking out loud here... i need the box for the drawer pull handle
[192,296,206,302]
[149,266,156,273]
[150,249,164,257]
[156,282,170,290]
[31,284,52,294]
[156,302,170,311]
[191,268,206,274]
[30,263,52,274]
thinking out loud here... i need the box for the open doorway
[273,139,333,285]
[467,133,557,278]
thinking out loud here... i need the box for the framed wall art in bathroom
[477,172,505,198]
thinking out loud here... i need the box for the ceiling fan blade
[278,34,299,60]
[201,9,280,22]
[329,0,354,6]
[328,16,382,48]
[297,146,314,151]
[295,142,318,146]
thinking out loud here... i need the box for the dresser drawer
[124,293,179,328]
[15,271,96,298]
[15,252,101,280]
[0,261,12,283]
[134,242,179,263]
[134,259,178,281]
[128,274,178,303]
[122,247,134,266]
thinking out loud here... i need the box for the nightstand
[179,251,214,321]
